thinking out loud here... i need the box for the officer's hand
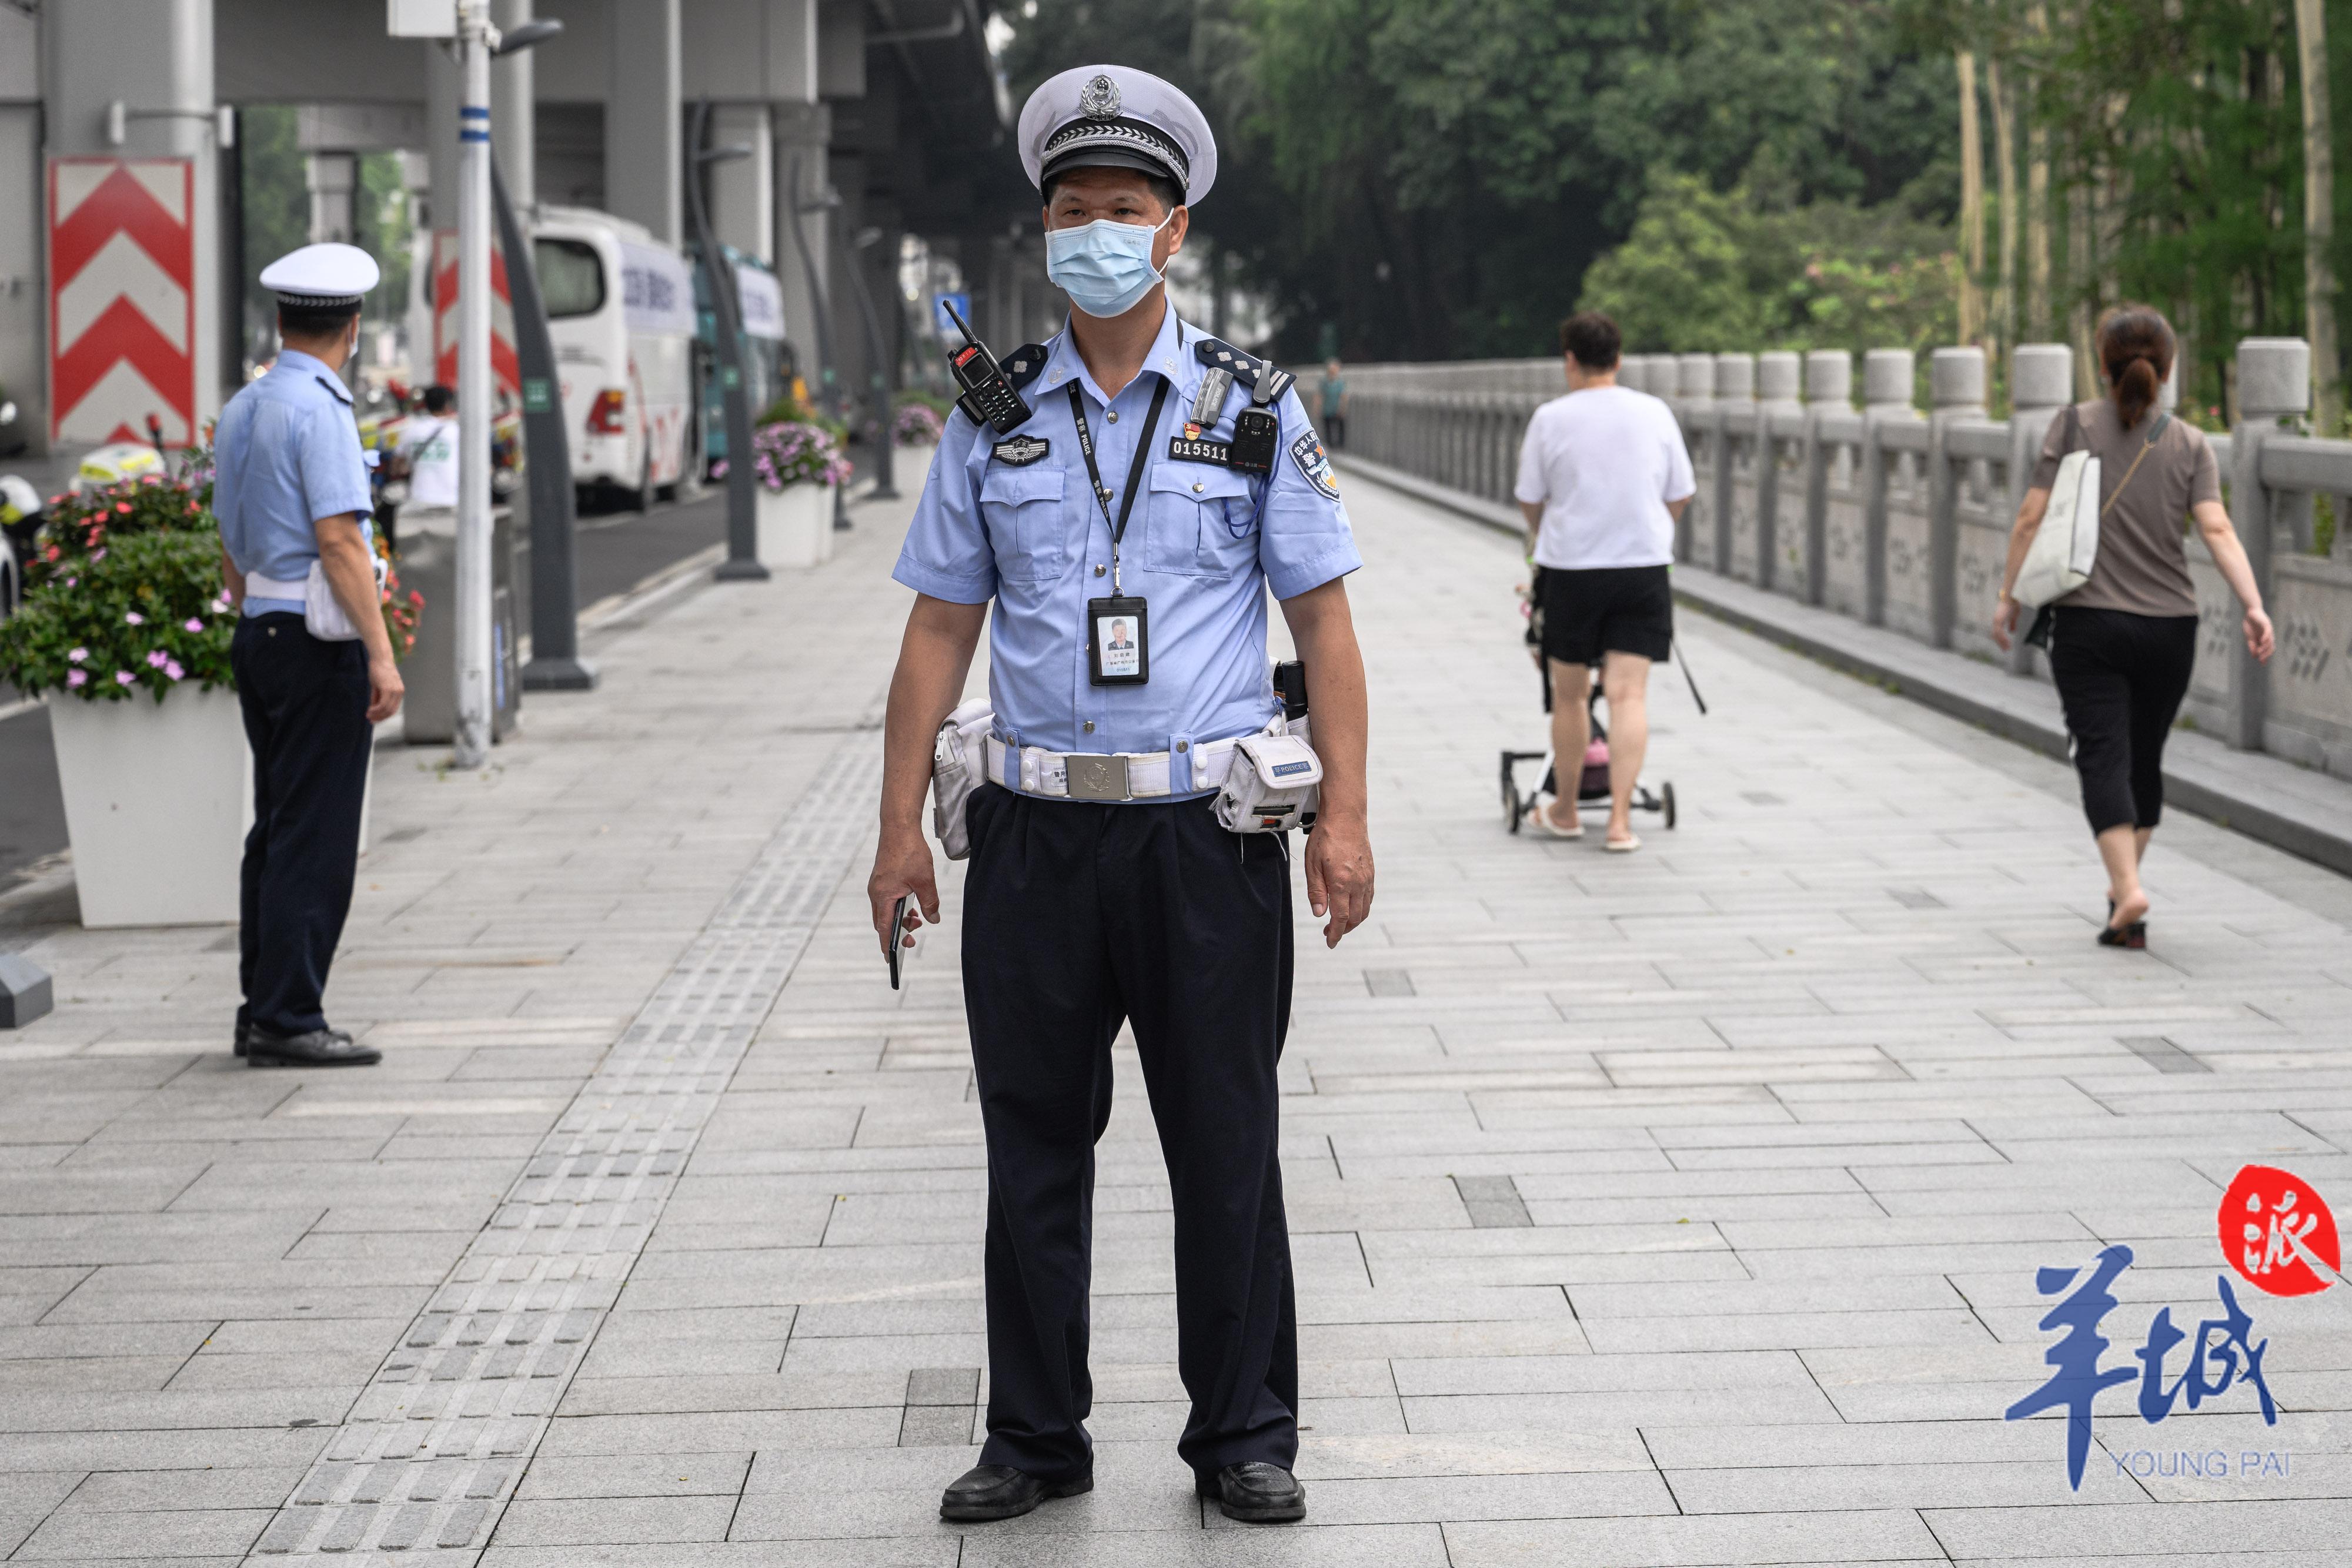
[366,654,405,723]
[1303,814,1374,948]
[868,824,940,957]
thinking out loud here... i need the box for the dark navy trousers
[231,613,373,1035]
[960,782,1298,1483]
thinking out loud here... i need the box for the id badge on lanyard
[1068,379,1171,687]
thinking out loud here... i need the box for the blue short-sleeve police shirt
[893,306,1361,769]
[213,349,373,594]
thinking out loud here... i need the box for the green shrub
[0,530,236,703]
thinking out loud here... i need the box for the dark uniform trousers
[961,782,1299,1483]
[231,613,373,1036]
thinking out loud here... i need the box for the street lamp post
[688,101,767,583]
[849,226,897,502]
[453,0,494,768]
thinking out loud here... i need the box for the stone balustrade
[1328,340,2352,778]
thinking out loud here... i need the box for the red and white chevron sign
[430,228,520,402]
[47,157,196,446]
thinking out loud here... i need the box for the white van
[534,207,698,506]
[405,206,698,509]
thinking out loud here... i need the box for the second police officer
[867,65,1374,1525]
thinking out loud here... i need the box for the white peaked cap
[1018,65,1218,208]
[259,242,380,307]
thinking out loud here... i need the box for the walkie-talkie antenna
[943,299,979,346]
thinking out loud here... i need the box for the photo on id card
[1088,597,1148,685]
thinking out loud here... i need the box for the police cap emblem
[1079,73,1122,119]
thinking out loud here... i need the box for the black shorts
[1538,564,1674,666]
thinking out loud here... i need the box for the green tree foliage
[998,0,1955,360]
[1579,172,1959,354]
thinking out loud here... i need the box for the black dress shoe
[1198,1462,1307,1523]
[939,1463,1091,1522]
[245,1026,381,1068]
[232,1021,249,1058]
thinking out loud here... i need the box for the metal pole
[846,238,897,500]
[690,101,769,582]
[497,158,597,688]
[782,152,850,528]
[453,2,494,767]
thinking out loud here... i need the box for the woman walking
[1993,305,2275,947]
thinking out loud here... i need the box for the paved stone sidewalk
[1,471,2349,1564]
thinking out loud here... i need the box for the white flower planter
[757,482,833,569]
[48,687,250,928]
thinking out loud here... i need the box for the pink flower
[66,647,88,664]
[184,618,205,632]
[63,577,75,588]
[124,611,144,626]
[113,671,135,686]
[146,650,169,669]
[66,670,86,688]
[163,661,185,681]
[91,548,105,561]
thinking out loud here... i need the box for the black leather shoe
[232,1021,249,1058]
[245,1026,381,1068]
[938,1463,1091,1522]
[1198,1463,1307,1523]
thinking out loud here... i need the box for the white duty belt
[985,734,1242,801]
[244,573,308,599]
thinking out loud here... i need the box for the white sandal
[1604,832,1642,853]
[1528,795,1584,838]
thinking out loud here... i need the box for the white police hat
[259,242,380,309]
[1018,65,1217,208]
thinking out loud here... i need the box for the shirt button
[1107,410,1118,423]
[1193,482,1204,493]
[1176,740,1189,753]
[1094,564,1105,577]
[1083,721,1095,733]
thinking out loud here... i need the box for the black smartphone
[887,894,909,989]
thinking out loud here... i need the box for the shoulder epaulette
[1194,337,1294,404]
[1001,344,1051,389]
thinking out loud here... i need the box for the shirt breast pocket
[978,466,1068,584]
[1145,466,1257,580]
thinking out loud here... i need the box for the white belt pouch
[931,697,995,860]
[246,555,387,643]
[1215,727,1324,834]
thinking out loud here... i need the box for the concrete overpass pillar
[708,107,774,265]
[607,0,683,246]
[44,0,221,444]
[493,0,536,209]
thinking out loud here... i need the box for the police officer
[868,65,1374,1525]
[213,243,405,1068]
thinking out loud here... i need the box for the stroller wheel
[1504,778,1522,834]
[1663,781,1678,830]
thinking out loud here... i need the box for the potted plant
[748,411,851,569]
[0,501,246,927]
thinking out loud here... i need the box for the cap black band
[275,293,364,309]
[1040,115,1190,189]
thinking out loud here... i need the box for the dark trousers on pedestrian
[960,783,1298,1483]
[2047,606,2200,835]
[231,613,373,1035]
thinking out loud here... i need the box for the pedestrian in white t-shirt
[395,385,459,511]
[1512,311,1695,850]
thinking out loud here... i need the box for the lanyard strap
[1067,377,1170,595]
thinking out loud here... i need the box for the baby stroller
[1499,567,1692,836]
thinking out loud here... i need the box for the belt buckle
[1065,753,1130,801]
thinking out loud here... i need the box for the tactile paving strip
[246,738,881,1562]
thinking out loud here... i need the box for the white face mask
[1045,212,1175,319]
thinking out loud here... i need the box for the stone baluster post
[1676,355,1716,564]
[1620,357,1648,394]
[2003,344,2076,674]
[1755,352,1802,592]
[1926,346,1989,648]
[1713,353,1756,580]
[2230,339,2308,752]
[1859,348,1917,627]
[1802,350,1852,607]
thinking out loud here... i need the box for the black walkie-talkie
[942,301,1032,434]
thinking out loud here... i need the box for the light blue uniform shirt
[213,349,373,617]
[893,307,1360,790]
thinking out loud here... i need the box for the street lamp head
[493,18,563,55]
[698,143,754,166]
[855,226,885,250]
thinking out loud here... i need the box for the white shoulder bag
[2014,406,2169,609]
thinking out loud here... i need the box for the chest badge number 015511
[1290,431,1339,499]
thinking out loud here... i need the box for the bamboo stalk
[1959,51,1985,348]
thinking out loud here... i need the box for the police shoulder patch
[1288,430,1339,499]
[993,434,1051,466]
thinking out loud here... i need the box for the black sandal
[2099,900,2148,949]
